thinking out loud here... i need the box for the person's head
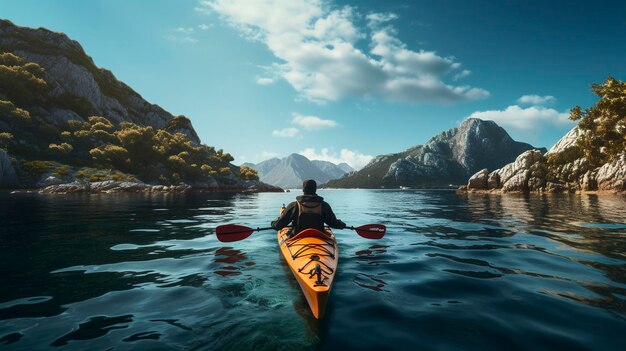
[302,179,317,195]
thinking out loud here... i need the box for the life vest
[295,200,324,233]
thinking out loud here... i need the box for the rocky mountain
[0,20,199,143]
[243,154,354,189]
[0,20,277,192]
[461,77,625,194]
[311,160,353,179]
[324,118,545,188]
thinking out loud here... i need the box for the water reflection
[213,247,252,277]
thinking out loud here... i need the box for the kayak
[277,208,339,319]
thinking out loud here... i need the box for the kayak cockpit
[287,228,332,241]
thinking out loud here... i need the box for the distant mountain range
[243,154,353,189]
[324,118,546,188]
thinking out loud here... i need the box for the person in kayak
[271,179,346,236]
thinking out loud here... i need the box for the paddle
[348,224,386,239]
[215,224,273,242]
[216,223,386,242]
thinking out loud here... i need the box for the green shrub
[49,143,73,154]
[20,160,55,176]
[54,165,71,176]
[239,166,259,180]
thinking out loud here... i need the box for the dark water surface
[0,190,625,350]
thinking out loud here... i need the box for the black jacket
[271,195,345,231]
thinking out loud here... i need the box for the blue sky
[1,0,624,168]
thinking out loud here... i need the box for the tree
[569,76,626,167]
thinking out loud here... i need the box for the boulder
[580,170,598,191]
[498,150,543,185]
[528,176,544,191]
[597,153,626,191]
[487,171,501,189]
[467,168,489,189]
[502,170,529,192]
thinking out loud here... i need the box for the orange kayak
[277,209,339,319]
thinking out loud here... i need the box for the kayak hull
[277,218,338,319]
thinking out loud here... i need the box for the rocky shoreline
[458,149,626,195]
[6,179,283,194]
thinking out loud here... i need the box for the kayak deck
[278,226,338,319]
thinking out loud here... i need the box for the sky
[1,0,624,169]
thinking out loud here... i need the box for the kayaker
[271,179,346,236]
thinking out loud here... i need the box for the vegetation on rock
[569,77,625,167]
[0,51,258,187]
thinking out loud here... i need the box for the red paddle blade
[355,224,386,239]
[216,224,254,242]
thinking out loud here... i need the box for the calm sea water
[0,190,625,350]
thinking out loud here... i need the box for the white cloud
[366,12,398,27]
[200,0,489,104]
[167,27,198,43]
[272,127,300,138]
[517,95,556,105]
[292,113,338,130]
[453,69,471,81]
[467,105,573,133]
[174,27,195,34]
[299,147,373,170]
[198,24,214,30]
[256,77,276,85]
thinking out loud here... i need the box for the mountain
[244,154,354,189]
[324,118,545,188]
[311,160,353,179]
[0,20,277,191]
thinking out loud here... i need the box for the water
[0,190,625,350]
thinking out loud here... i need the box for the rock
[0,149,17,188]
[36,175,65,187]
[502,170,529,192]
[546,182,565,193]
[497,149,543,186]
[0,19,200,143]
[597,153,626,191]
[487,171,500,189]
[528,176,544,191]
[546,126,584,155]
[580,170,598,191]
[40,181,90,194]
[467,168,489,189]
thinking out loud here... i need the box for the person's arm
[322,202,346,229]
[271,202,296,230]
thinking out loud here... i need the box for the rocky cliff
[243,154,353,189]
[0,20,199,143]
[461,77,625,194]
[0,20,277,192]
[324,118,545,188]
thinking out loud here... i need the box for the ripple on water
[0,190,625,350]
